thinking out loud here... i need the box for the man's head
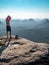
[6,15,11,22]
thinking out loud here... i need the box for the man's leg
[7,31,8,39]
[10,30,11,39]
[9,26,11,39]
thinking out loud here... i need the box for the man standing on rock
[6,15,11,39]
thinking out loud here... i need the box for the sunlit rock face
[0,35,49,65]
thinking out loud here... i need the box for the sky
[0,0,49,19]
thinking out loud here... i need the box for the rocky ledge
[0,35,49,65]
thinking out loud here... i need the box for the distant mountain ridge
[0,21,1,23]
[11,18,34,22]
[0,18,49,22]
[0,21,3,24]
[40,19,49,28]
[42,18,49,23]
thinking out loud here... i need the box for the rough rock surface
[0,35,49,65]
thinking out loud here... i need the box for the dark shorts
[6,26,11,31]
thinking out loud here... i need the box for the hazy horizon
[0,17,49,20]
[0,0,49,19]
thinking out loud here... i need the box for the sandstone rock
[0,35,49,65]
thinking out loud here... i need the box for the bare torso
[6,21,10,26]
